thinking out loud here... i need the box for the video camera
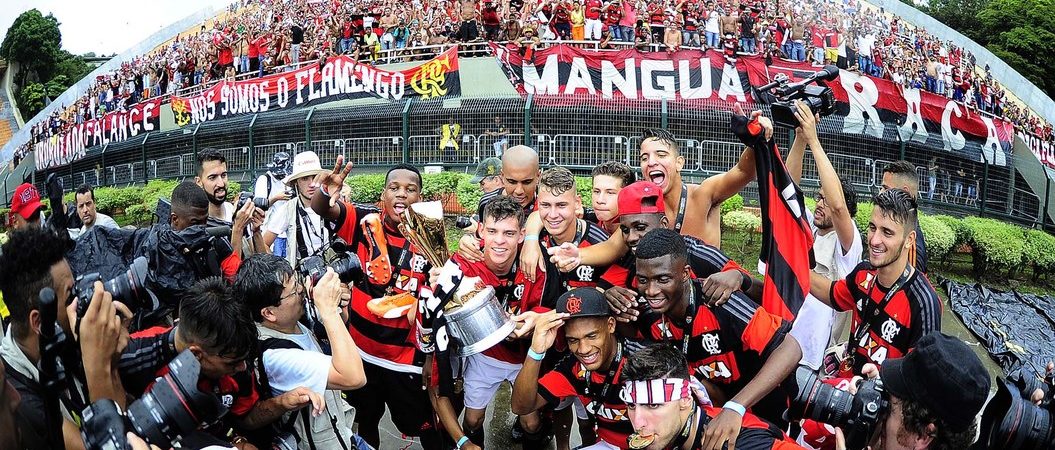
[80,350,227,450]
[973,369,1055,450]
[297,237,365,287]
[757,65,840,129]
[74,256,154,318]
[786,365,888,450]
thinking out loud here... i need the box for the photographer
[831,332,989,450]
[262,151,330,266]
[168,181,242,279]
[195,148,268,258]
[255,152,293,256]
[118,278,322,445]
[234,254,369,449]
[0,227,91,449]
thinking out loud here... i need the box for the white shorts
[556,396,590,420]
[463,353,522,410]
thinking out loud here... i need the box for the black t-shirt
[292,25,304,44]
[740,14,756,38]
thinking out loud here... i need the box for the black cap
[556,288,610,319]
[880,332,991,432]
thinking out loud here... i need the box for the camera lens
[788,366,855,426]
[126,351,225,448]
[328,254,364,285]
[978,378,1055,450]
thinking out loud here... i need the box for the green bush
[721,194,744,215]
[421,172,464,201]
[345,173,386,204]
[854,202,874,234]
[1023,229,1055,272]
[932,215,970,250]
[456,176,485,215]
[963,217,1025,270]
[575,176,593,208]
[722,210,761,233]
[918,215,955,259]
[804,196,817,212]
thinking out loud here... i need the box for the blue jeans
[683,30,699,46]
[340,37,354,54]
[706,31,720,48]
[792,41,805,61]
[272,237,287,257]
[739,37,756,53]
[621,25,634,42]
[240,55,249,73]
[611,25,623,41]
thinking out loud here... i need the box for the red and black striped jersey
[634,279,792,426]
[617,234,750,290]
[327,201,432,374]
[690,406,805,450]
[540,220,627,304]
[830,262,942,376]
[538,351,633,448]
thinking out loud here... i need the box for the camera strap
[583,342,623,406]
[673,184,688,233]
[847,266,912,366]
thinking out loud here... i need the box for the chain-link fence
[29,93,1048,229]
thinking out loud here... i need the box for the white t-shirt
[256,173,288,239]
[260,323,332,396]
[264,199,327,257]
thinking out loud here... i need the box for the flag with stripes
[729,114,815,320]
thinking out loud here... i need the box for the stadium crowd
[2,100,1031,450]
[15,0,1054,162]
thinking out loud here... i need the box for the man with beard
[511,288,635,450]
[419,196,549,450]
[620,344,804,450]
[783,101,862,368]
[310,157,440,449]
[806,189,941,378]
[262,151,330,265]
[630,228,802,449]
[196,148,268,257]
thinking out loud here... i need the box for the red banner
[491,43,1014,165]
[171,46,461,126]
[35,97,162,169]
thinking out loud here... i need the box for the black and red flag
[729,113,814,321]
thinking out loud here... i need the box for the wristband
[456,435,470,449]
[524,234,539,241]
[723,400,746,417]
[740,271,752,292]
[527,348,546,361]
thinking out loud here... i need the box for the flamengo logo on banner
[34,97,162,170]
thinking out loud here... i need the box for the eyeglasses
[280,278,306,303]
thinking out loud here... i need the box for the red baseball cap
[617,181,664,217]
[10,183,43,221]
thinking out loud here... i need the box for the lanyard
[295,202,327,255]
[848,266,913,359]
[583,342,623,402]
[673,184,688,233]
[661,281,697,354]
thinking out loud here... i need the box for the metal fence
[26,93,1048,229]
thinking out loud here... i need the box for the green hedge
[854,202,874,235]
[918,215,955,259]
[963,217,1025,270]
[932,215,970,250]
[721,194,744,215]
[722,210,761,233]
[1023,229,1055,273]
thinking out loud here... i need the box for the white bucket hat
[282,151,329,185]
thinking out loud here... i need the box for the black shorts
[347,361,438,440]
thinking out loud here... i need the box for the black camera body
[787,366,889,450]
[74,256,152,318]
[297,238,365,286]
[759,66,840,129]
[455,216,473,229]
[80,350,227,450]
[236,192,270,211]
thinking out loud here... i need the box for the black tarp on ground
[945,279,1055,378]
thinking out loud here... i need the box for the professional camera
[236,191,270,211]
[786,365,888,450]
[74,256,152,317]
[757,65,840,129]
[455,216,473,229]
[298,238,365,286]
[80,350,227,450]
[974,373,1055,450]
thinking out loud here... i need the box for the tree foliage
[18,82,47,117]
[0,9,62,86]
